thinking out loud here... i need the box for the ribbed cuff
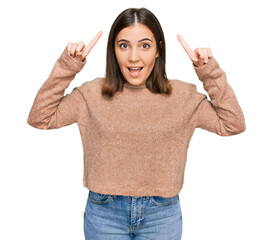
[192,56,220,81]
[59,48,87,73]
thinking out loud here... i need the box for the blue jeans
[84,190,182,239]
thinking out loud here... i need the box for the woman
[27,7,246,240]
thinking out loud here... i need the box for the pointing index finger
[177,34,194,58]
[83,31,103,56]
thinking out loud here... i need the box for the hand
[66,31,103,62]
[177,34,212,67]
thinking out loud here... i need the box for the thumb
[194,49,206,67]
[75,52,84,62]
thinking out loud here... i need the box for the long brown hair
[101,7,172,98]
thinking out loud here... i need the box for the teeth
[129,67,142,70]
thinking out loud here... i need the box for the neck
[124,81,146,89]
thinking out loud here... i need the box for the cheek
[146,57,157,69]
[143,51,157,66]
[115,51,126,67]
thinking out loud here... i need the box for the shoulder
[75,77,103,93]
[169,79,194,88]
[169,79,198,94]
[169,79,207,101]
[70,78,103,103]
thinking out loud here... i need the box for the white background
[1,0,272,239]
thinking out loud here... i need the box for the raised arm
[27,31,103,129]
[177,33,246,136]
[192,56,246,136]
[27,49,87,129]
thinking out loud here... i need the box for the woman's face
[114,23,159,86]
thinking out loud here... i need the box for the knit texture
[27,48,246,197]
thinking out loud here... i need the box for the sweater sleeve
[192,56,246,136]
[27,48,87,129]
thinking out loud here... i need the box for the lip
[127,67,143,78]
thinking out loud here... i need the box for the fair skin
[66,31,103,62]
[176,34,212,67]
[114,23,159,86]
[65,27,213,85]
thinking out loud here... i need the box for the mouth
[127,67,143,77]
[127,67,143,72]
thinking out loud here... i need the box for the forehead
[116,23,155,42]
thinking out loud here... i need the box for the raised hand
[177,34,212,67]
[66,31,103,62]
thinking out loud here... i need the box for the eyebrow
[117,38,153,43]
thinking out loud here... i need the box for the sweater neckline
[124,82,146,89]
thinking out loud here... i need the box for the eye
[119,43,128,49]
[142,43,150,49]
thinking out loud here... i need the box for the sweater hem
[83,181,181,198]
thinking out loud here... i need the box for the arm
[192,56,246,136]
[27,48,87,129]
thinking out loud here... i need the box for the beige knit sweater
[27,48,246,197]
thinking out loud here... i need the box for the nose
[128,47,140,62]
